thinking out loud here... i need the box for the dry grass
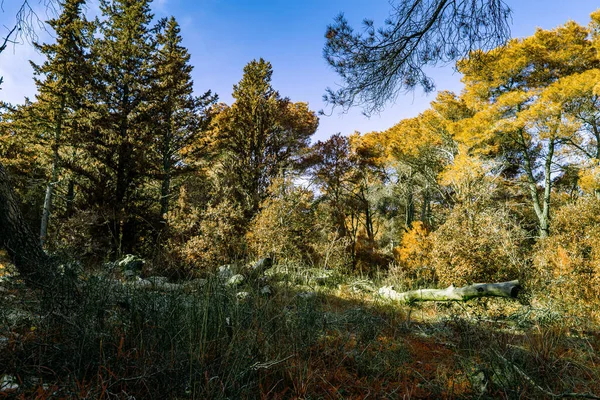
[1,264,599,399]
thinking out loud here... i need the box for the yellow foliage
[246,178,317,263]
[533,197,600,311]
[579,159,600,195]
[456,16,599,158]
[429,204,527,286]
[438,147,491,202]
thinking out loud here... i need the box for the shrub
[533,197,600,321]
[246,179,318,264]
[429,204,527,286]
[162,187,246,276]
[392,221,433,283]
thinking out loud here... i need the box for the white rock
[297,291,316,300]
[218,265,235,280]
[0,375,19,391]
[236,291,250,301]
[227,274,245,287]
[260,285,272,296]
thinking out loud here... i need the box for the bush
[392,221,434,283]
[162,187,246,276]
[429,204,527,286]
[533,196,600,322]
[246,179,318,264]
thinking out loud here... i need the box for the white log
[378,280,520,303]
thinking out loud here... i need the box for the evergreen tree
[211,59,318,223]
[30,0,91,247]
[151,17,216,220]
[77,0,157,256]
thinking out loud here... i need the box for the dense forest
[1,0,600,398]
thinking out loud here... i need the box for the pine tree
[77,0,157,256]
[30,0,91,247]
[151,17,216,220]
[211,59,318,223]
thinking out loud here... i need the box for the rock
[227,274,245,287]
[248,258,273,277]
[297,291,316,300]
[469,369,489,394]
[218,265,235,280]
[236,291,250,301]
[0,375,19,392]
[260,285,272,296]
[118,254,144,279]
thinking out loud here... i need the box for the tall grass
[1,270,327,399]
[2,264,599,399]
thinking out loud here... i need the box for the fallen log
[378,280,520,304]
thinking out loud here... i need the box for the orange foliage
[393,221,433,281]
[533,197,600,318]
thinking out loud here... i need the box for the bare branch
[323,0,512,115]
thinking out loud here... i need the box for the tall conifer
[151,17,216,220]
[81,0,156,255]
[29,0,91,247]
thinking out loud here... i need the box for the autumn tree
[211,59,318,224]
[307,134,357,241]
[306,133,388,269]
[456,19,599,237]
[246,178,318,264]
[376,91,467,227]
[347,132,388,242]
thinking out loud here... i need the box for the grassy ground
[1,262,599,399]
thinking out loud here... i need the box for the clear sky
[0,0,599,142]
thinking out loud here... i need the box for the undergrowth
[1,264,599,399]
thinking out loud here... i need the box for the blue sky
[1,0,599,141]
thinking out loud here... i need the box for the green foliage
[246,178,319,264]
[210,59,318,225]
[150,16,217,219]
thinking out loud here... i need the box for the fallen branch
[378,280,520,304]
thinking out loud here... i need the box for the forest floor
[1,260,599,399]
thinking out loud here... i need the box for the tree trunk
[40,148,59,248]
[40,97,65,248]
[405,171,415,228]
[160,116,173,221]
[160,161,171,220]
[539,138,555,238]
[0,162,54,287]
[378,280,520,303]
[521,129,554,238]
[420,187,430,225]
[66,179,75,218]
